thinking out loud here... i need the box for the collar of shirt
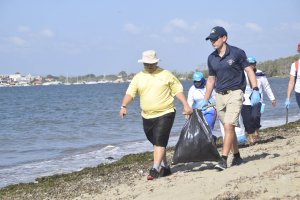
[212,43,231,59]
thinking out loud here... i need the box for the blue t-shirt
[207,44,249,92]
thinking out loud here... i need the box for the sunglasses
[144,63,157,67]
[194,80,203,83]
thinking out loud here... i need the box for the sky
[0,0,300,76]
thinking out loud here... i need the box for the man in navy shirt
[198,26,261,170]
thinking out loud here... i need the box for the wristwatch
[252,87,259,91]
[120,105,127,109]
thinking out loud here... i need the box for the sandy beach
[78,123,300,200]
[1,121,300,200]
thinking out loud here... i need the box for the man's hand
[196,100,209,111]
[182,105,193,115]
[271,99,276,107]
[208,98,216,105]
[119,107,127,118]
[250,90,261,106]
[285,99,290,109]
[182,105,193,119]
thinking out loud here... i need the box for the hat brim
[193,78,202,81]
[205,34,219,41]
[138,58,160,64]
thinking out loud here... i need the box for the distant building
[9,73,33,86]
[9,73,22,82]
[0,75,12,86]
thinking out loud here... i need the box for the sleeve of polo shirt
[238,49,250,69]
[207,56,216,76]
[125,74,138,99]
[169,74,183,96]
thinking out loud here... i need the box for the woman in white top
[187,72,217,137]
[241,56,276,144]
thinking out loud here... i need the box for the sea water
[0,77,299,188]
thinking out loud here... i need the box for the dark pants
[241,103,262,134]
[142,111,176,147]
[296,92,300,108]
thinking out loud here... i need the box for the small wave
[102,145,117,151]
[0,143,136,188]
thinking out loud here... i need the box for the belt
[217,90,232,95]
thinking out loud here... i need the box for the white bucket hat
[138,50,160,64]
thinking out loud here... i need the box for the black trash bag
[172,109,221,164]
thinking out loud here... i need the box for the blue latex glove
[285,99,290,109]
[250,90,261,106]
[208,98,216,105]
[196,99,209,111]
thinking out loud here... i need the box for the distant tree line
[256,54,300,77]
[44,54,300,83]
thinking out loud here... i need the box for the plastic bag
[260,103,265,113]
[172,109,221,164]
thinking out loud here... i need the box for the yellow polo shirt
[126,67,183,119]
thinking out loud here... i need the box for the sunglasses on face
[194,81,202,84]
[144,63,157,67]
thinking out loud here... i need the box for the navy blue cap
[205,26,227,41]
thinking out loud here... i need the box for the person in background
[119,50,192,180]
[241,56,276,145]
[197,26,261,171]
[285,42,300,109]
[187,71,218,141]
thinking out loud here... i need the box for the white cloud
[123,23,140,34]
[40,29,55,38]
[164,18,189,33]
[170,18,189,29]
[18,25,31,33]
[8,36,27,46]
[245,22,263,32]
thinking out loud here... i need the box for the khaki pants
[215,89,244,126]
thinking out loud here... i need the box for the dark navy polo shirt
[207,44,249,93]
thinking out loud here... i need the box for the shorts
[142,111,176,147]
[241,104,262,134]
[215,89,244,126]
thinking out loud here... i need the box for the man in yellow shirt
[119,50,192,180]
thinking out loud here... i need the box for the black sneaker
[147,168,159,180]
[231,157,244,166]
[160,166,172,177]
[212,135,217,143]
[215,158,227,171]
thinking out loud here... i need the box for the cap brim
[205,34,219,41]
